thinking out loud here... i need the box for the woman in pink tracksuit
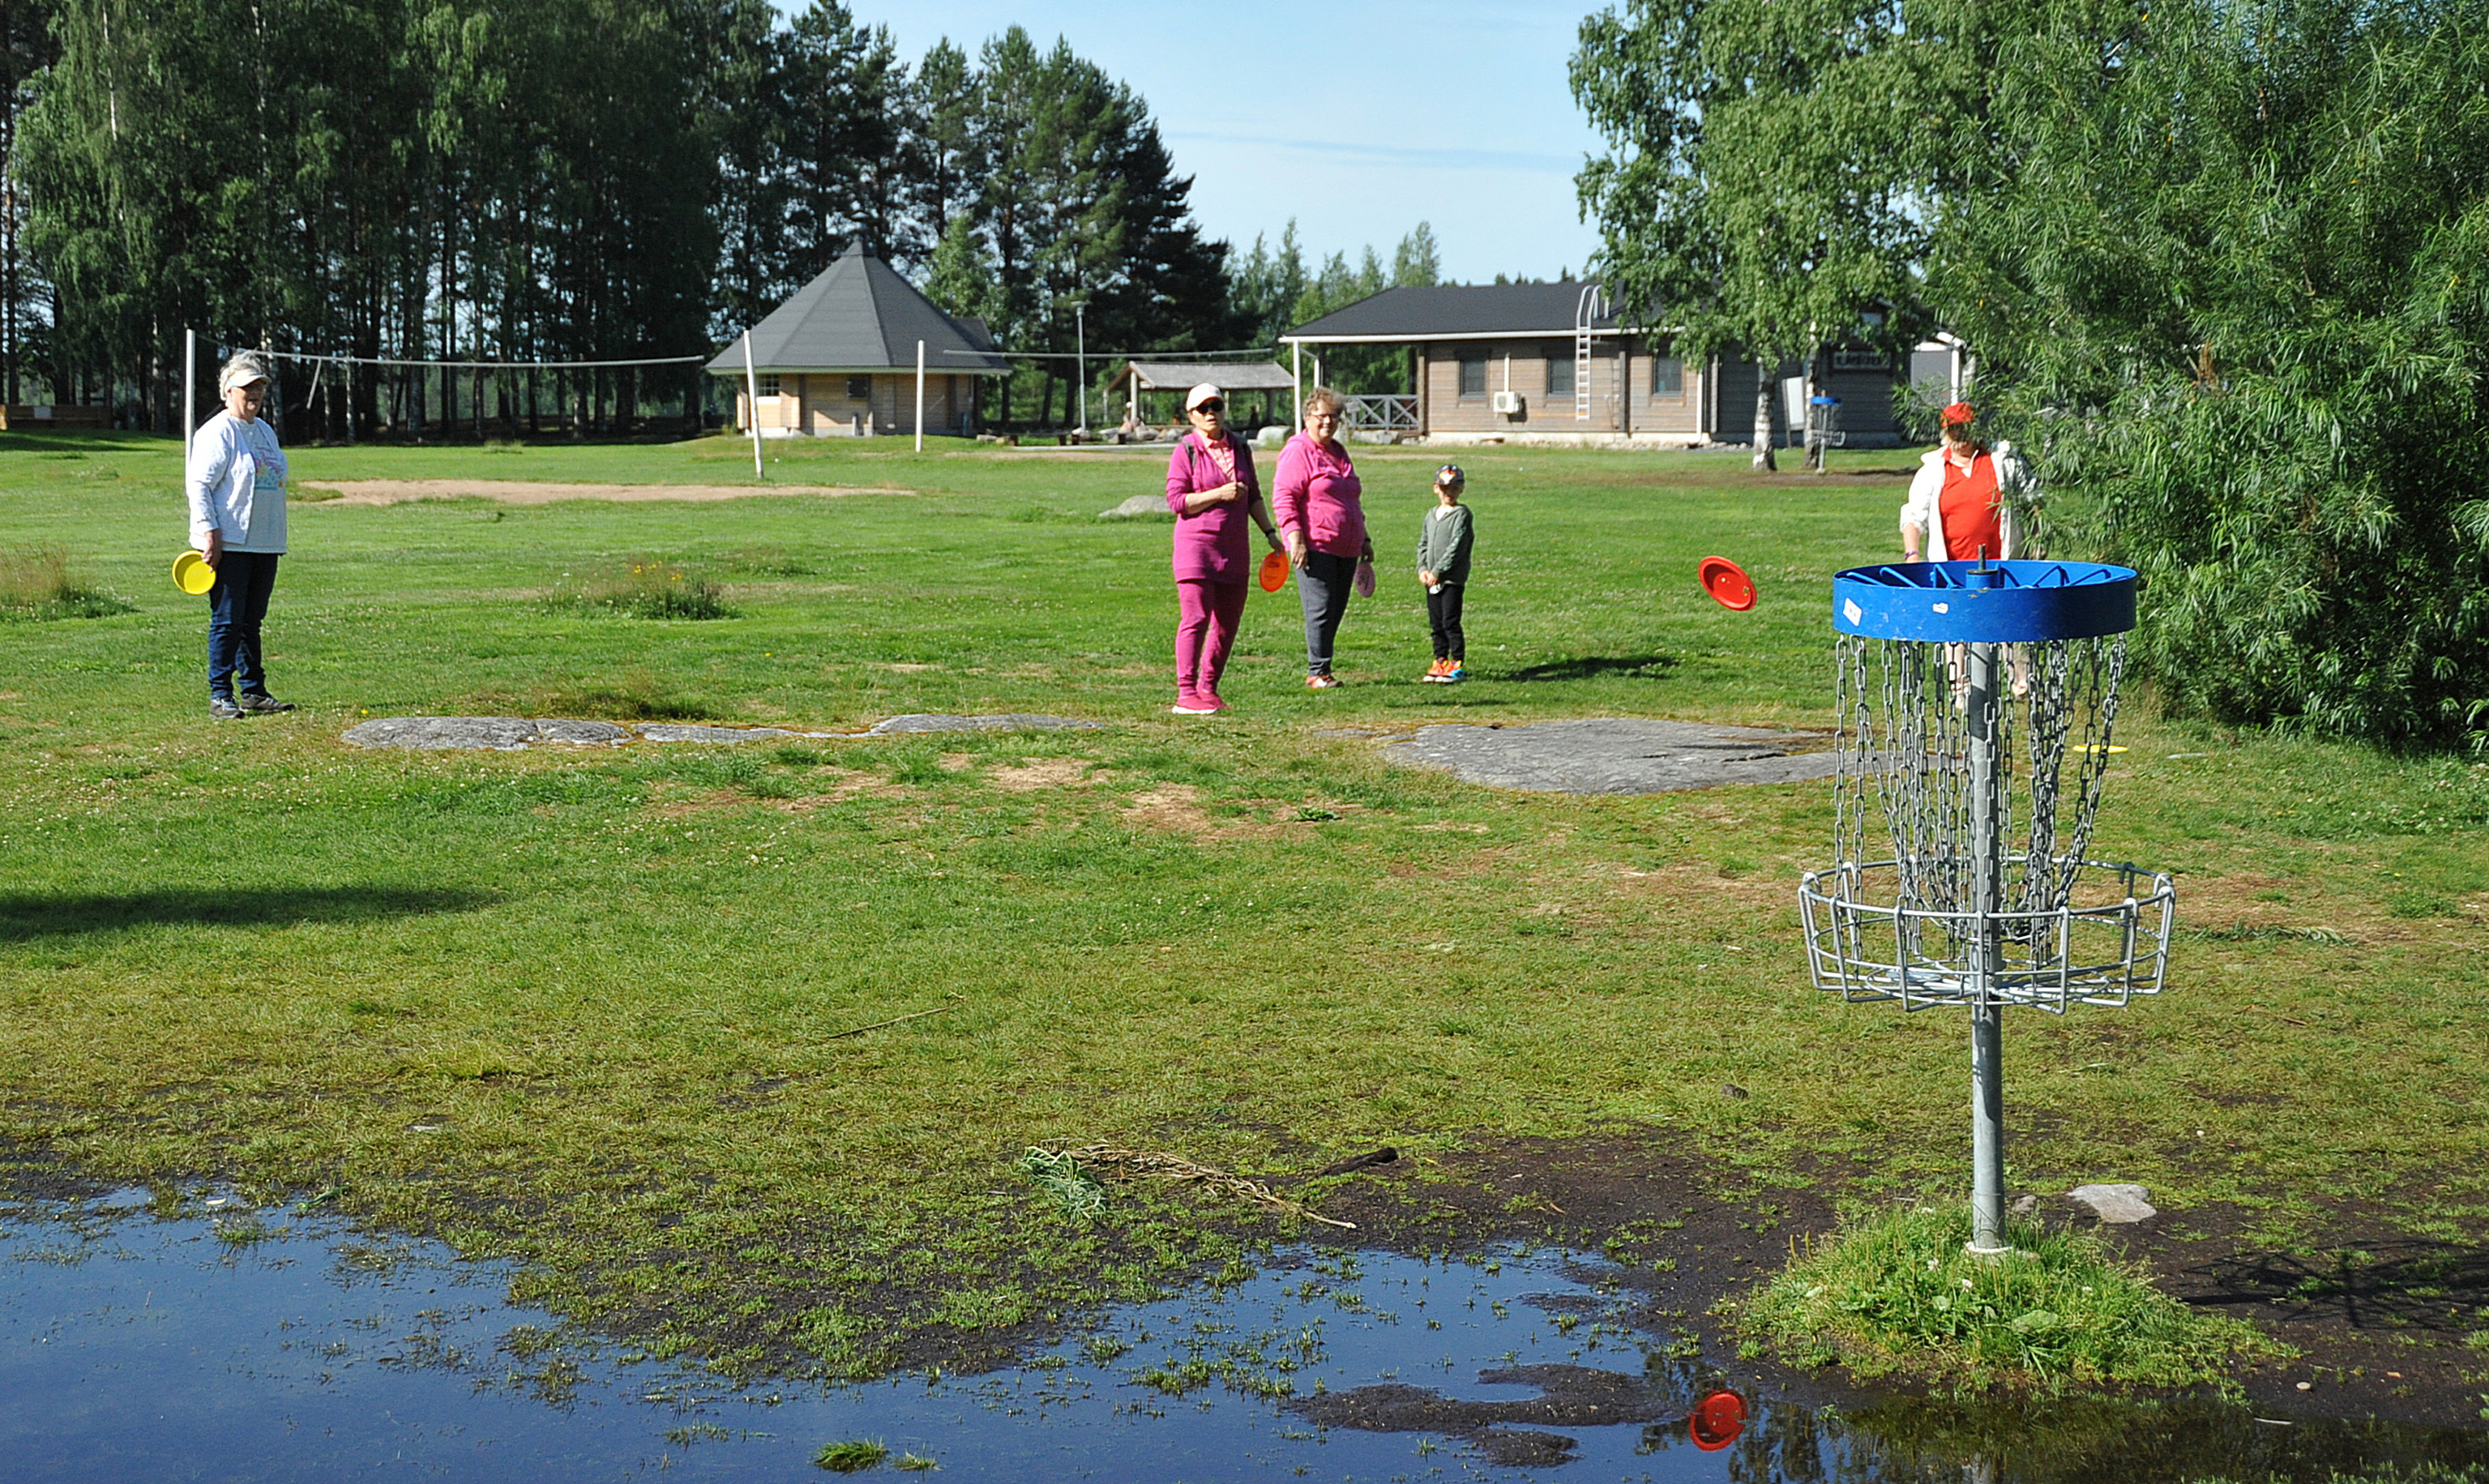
[1163,383,1281,714]
[1272,386,1371,688]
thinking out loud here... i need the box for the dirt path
[295,479,910,506]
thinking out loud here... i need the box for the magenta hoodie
[1164,430,1261,583]
[1272,434,1366,558]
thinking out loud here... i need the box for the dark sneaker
[210,699,245,721]
[237,694,297,714]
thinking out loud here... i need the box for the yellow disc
[173,550,216,595]
[2069,744,2128,755]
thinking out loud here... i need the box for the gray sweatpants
[1298,550,1358,675]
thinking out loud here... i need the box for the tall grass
[0,548,131,620]
[1742,1202,2287,1392]
[550,554,732,619]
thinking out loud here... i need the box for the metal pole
[742,330,762,479]
[1074,304,1087,434]
[182,328,196,451]
[1967,637,2008,1255]
[914,338,926,452]
[1292,341,1302,430]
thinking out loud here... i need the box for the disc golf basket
[1798,558,2175,1254]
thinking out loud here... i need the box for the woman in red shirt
[1900,402,2036,565]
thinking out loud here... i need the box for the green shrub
[1742,1202,2286,1391]
[550,555,732,620]
[814,1439,887,1472]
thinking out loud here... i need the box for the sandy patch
[296,479,910,506]
[989,759,1097,793]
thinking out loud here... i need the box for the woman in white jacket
[1899,401,2040,565]
[186,353,295,720]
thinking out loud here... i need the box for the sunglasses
[1192,400,1224,413]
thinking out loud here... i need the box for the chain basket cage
[1799,631,2175,1011]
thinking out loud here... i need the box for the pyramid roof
[708,242,1008,376]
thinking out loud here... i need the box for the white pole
[742,330,762,478]
[1074,304,1087,434]
[914,339,926,452]
[1291,341,1302,429]
[182,327,196,451]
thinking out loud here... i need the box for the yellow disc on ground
[173,550,216,595]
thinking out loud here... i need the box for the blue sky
[818,1,1610,284]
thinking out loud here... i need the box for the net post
[915,339,926,452]
[742,330,763,479]
[182,328,195,452]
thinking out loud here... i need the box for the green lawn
[2,427,2483,1379]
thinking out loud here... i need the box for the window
[1457,353,1486,398]
[1831,348,1889,371]
[1546,352,1576,399]
[755,374,780,397]
[1649,357,1684,398]
[847,375,873,400]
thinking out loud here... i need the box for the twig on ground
[826,996,962,1040]
[1049,1143,1356,1230]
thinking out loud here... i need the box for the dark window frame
[846,375,874,400]
[1457,353,1486,399]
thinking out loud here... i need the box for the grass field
[2,426,2483,1381]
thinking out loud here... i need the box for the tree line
[0,0,1443,435]
[1575,0,2489,747]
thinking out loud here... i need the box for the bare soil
[293,479,909,505]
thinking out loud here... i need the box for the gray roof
[1112,360,1297,393]
[708,242,1007,375]
[1285,281,1620,343]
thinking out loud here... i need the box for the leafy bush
[1743,1202,2285,1392]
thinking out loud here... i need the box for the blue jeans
[206,551,281,701]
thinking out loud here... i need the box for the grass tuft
[814,1439,889,1472]
[1740,1202,2288,1392]
[1016,1146,1106,1221]
[893,1455,938,1472]
[0,548,133,620]
[550,554,733,619]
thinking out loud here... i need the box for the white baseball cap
[1183,383,1224,412]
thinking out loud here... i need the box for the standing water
[2,1190,2481,1482]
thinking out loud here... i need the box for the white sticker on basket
[1843,598,1862,625]
[1932,602,1950,614]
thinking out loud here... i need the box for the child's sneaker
[1305,673,1342,691]
[1171,694,1218,715]
[1420,658,1450,682]
[1443,664,1467,682]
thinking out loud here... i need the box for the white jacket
[186,411,289,554]
[1900,440,2038,562]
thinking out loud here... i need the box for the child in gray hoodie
[1415,464,1474,682]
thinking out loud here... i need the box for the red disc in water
[1259,549,1290,593]
[1689,1389,1747,1451]
[1698,556,1756,611]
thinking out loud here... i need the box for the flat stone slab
[1381,718,1837,794]
[342,717,632,751]
[2068,1182,2158,1224]
[638,725,802,743]
[866,713,1104,735]
[1099,493,1172,520]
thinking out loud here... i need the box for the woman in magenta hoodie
[1163,383,1281,713]
[1272,387,1371,688]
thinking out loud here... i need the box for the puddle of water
[2,1191,2482,1482]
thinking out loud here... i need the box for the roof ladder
[1575,284,1608,422]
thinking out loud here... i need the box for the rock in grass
[1099,493,1172,520]
[867,713,1103,734]
[342,717,631,750]
[2068,1182,2158,1223]
[637,724,801,743]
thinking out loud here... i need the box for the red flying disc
[1259,549,1290,593]
[1697,556,1756,611]
[1688,1389,1748,1451]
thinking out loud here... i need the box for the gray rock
[2009,1194,2040,1217]
[1351,430,1401,445]
[867,713,1104,735]
[1099,493,1173,520]
[637,724,799,743]
[341,716,629,751]
[2068,1182,2158,1224]
[1255,426,1287,449]
[1381,718,1837,795]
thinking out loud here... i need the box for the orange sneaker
[1305,673,1342,691]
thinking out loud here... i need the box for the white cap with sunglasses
[1184,383,1224,413]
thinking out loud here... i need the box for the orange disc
[1259,549,1289,593]
[1690,1389,1747,1450]
[1698,555,1756,611]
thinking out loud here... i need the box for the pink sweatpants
[1174,579,1248,699]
